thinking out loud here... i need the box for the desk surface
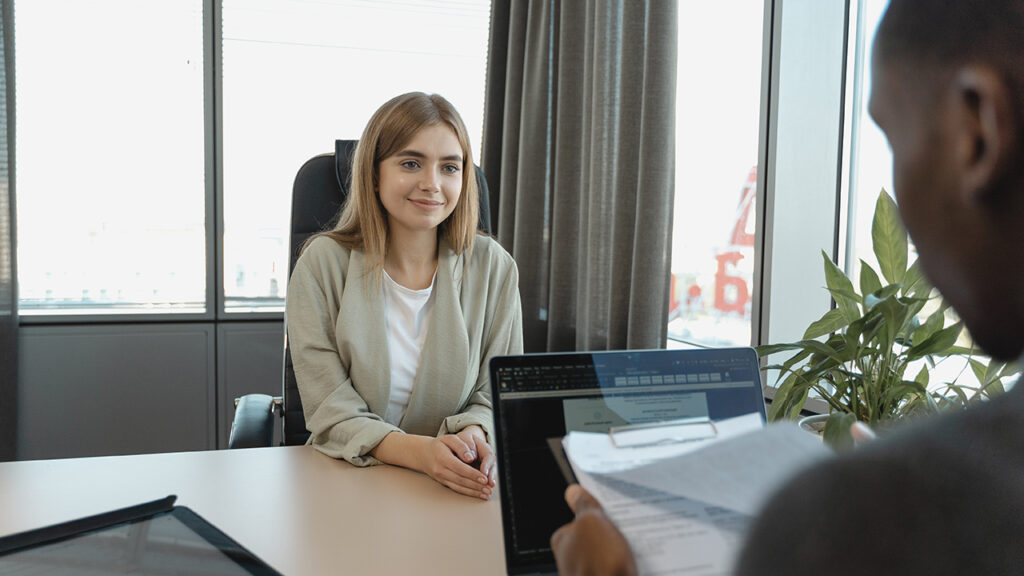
[0,446,507,575]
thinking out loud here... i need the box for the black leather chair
[228,139,492,448]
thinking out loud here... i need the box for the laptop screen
[489,347,766,574]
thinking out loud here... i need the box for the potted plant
[755,190,1018,449]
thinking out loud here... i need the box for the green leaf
[823,413,857,452]
[902,259,931,297]
[767,372,801,422]
[803,308,849,340]
[968,358,987,384]
[911,306,946,346]
[822,251,862,323]
[859,261,883,303]
[946,345,979,357]
[755,343,810,358]
[906,322,964,360]
[848,310,882,348]
[984,359,1003,385]
[945,385,970,408]
[872,190,908,286]
[899,299,927,344]
[785,385,811,421]
[864,284,901,309]
[999,360,1021,379]
[875,295,910,353]
[800,338,852,365]
[915,366,930,387]
[980,377,1005,398]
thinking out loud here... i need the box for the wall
[17,320,282,460]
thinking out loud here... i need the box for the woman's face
[377,123,464,238]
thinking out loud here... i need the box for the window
[220,0,491,312]
[844,0,893,278]
[668,3,764,348]
[15,0,206,314]
[14,0,491,317]
[842,0,997,390]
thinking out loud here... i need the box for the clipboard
[609,416,717,448]
[547,417,717,485]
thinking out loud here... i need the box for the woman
[286,92,523,500]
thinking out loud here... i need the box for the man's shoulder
[738,392,1024,575]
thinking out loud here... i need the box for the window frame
[752,0,853,413]
[18,0,868,349]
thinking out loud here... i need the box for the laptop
[0,495,281,575]
[489,347,767,575]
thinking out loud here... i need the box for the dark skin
[549,485,637,576]
[550,7,1024,573]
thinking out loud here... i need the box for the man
[550,1,1024,574]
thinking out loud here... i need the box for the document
[563,414,831,576]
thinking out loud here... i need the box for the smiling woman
[377,124,465,262]
[285,93,524,500]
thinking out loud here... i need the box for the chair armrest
[228,394,279,449]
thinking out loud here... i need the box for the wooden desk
[0,446,507,575]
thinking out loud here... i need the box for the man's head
[869,0,1024,360]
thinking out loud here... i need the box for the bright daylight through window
[15,0,206,314]
[668,3,763,348]
[14,0,490,316]
[221,0,491,312]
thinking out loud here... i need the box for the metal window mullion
[755,0,851,388]
[751,0,780,349]
[205,0,224,320]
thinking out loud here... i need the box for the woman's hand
[419,435,493,499]
[455,425,496,486]
[551,485,638,576]
[370,430,493,499]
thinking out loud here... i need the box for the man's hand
[550,485,638,576]
[851,421,877,446]
[455,425,496,486]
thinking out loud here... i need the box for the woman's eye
[400,160,420,169]
[443,164,460,175]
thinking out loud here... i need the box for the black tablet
[0,495,281,575]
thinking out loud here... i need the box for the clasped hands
[371,424,496,500]
[422,425,496,500]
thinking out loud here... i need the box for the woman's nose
[420,170,441,192]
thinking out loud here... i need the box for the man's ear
[953,66,1017,202]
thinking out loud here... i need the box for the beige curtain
[0,0,16,461]
[482,0,678,353]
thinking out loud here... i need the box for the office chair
[228,139,492,449]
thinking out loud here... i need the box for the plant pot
[797,414,830,436]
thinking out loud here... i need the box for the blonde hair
[317,92,479,278]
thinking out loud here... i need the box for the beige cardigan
[286,234,523,466]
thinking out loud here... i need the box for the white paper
[573,465,750,576]
[564,414,832,576]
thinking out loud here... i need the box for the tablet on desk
[0,495,281,575]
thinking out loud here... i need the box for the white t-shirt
[382,269,436,426]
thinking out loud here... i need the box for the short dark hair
[877,0,1023,64]
[876,0,1024,108]
[876,0,1024,144]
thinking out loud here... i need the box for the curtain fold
[483,0,677,352]
[0,0,17,462]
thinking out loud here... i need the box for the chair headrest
[334,140,357,196]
